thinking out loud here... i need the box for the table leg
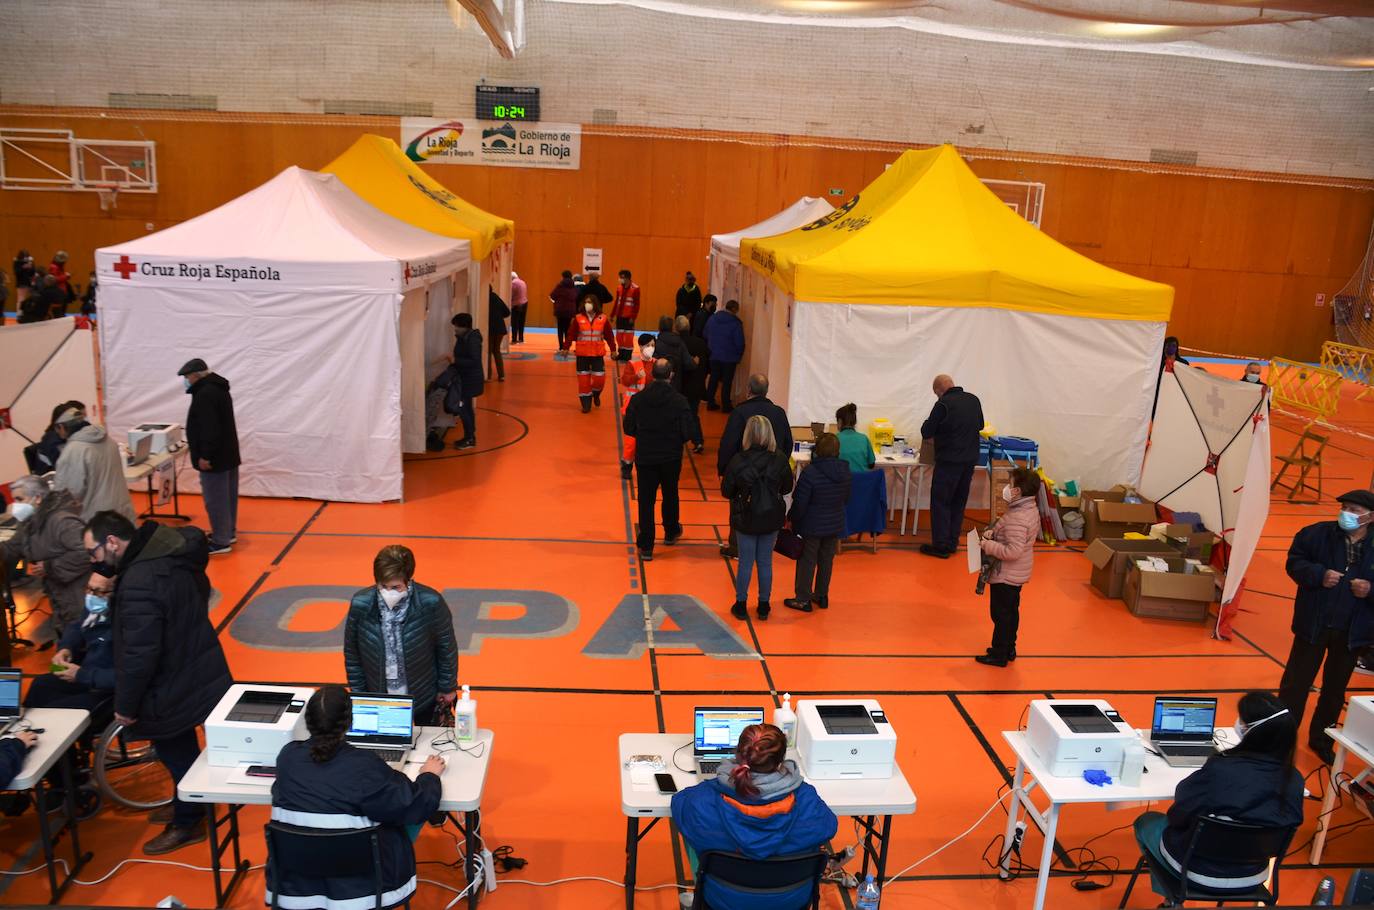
[206,803,249,908]
[466,809,481,909]
[58,752,92,886]
[33,776,59,901]
[1031,803,1060,910]
[1310,742,1347,864]
[998,759,1026,880]
[857,814,875,880]
[624,817,639,910]
[900,466,913,536]
[874,814,894,885]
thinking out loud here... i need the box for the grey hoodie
[54,423,137,523]
[714,758,804,800]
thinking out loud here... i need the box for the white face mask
[1001,485,1017,503]
[584,302,594,314]
[377,586,407,609]
[1232,707,1289,744]
[11,501,35,522]
[641,345,655,361]
[1243,373,1261,383]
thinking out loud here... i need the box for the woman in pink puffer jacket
[975,467,1042,667]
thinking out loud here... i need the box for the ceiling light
[1090,22,1177,38]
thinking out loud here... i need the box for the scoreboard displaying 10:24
[475,85,541,122]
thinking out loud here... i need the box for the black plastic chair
[1119,816,1297,908]
[691,849,827,910]
[264,821,410,910]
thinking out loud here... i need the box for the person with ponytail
[671,723,837,910]
[1132,691,1304,902]
[268,686,445,909]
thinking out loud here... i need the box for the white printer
[795,699,897,780]
[128,422,184,454]
[1026,699,1136,778]
[205,684,314,767]
[1344,695,1374,757]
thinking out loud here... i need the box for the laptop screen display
[0,670,20,718]
[1152,697,1217,741]
[347,694,414,746]
[694,707,765,754]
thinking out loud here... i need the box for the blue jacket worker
[1277,488,1374,765]
[269,686,445,910]
[23,570,116,711]
[703,300,746,412]
[786,433,851,614]
[919,374,984,559]
[672,723,837,910]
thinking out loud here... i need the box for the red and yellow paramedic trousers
[576,355,607,400]
[614,317,635,360]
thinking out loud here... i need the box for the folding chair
[1270,427,1328,503]
[1118,816,1296,908]
[265,821,409,910]
[840,469,887,554]
[691,849,828,910]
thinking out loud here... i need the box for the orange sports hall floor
[2,334,1372,909]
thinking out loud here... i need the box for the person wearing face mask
[52,405,136,523]
[618,334,656,480]
[449,312,485,448]
[973,468,1042,667]
[611,269,641,362]
[1131,692,1303,902]
[178,358,241,556]
[571,293,616,412]
[0,475,91,640]
[1242,361,1265,384]
[1277,488,1374,764]
[343,545,458,727]
[23,571,116,710]
[83,509,231,854]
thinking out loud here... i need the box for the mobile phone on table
[246,765,276,779]
[655,772,678,794]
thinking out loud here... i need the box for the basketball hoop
[96,182,120,212]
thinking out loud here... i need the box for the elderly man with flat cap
[178,358,240,555]
[1278,488,1374,764]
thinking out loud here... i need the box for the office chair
[265,821,409,910]
[1118,816,1296,908]
[690,849,827,910]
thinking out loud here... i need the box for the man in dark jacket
[487,287,509,381]
[653,315,691,393]
[678,315,710,415]
[704,300,746,411]
[178,358,241,555]
[692,294,717,340]
[623,360,704,561]
[84,510,232,855]
[582,271,613,309]
[716,375,792,558]
[24,570,116,709]
[550,270,579,359]
[450,313,485,449]
[675,271,702,319]
[920,374,984,559]
[1277,489,1374,764]
[343,545,458,725]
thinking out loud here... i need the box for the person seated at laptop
[24,570,116,711]
[671,723,837,910]
[0,475,92,641]
[1132,691,1304,903]
[0,730,38,787]
[344,545,459,725]
[270,686,445,909]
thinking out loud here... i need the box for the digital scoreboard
[476,85,540,121]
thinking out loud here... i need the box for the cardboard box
[1080,488,1157,543]
[1123,557,1216,622]
[989,459,1016,521]
[1166,529,1216,561]
[1084,538,1180,599]
[918,438,935,466]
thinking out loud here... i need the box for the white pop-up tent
[708,196,835,307]
[1139,362,1271,638]
[0,319,100,482]
[739,145,1174,490]
[95,166,471,503]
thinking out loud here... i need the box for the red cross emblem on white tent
[113,256,137,279]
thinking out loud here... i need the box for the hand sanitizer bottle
[774,693,797,748]
[454,685,477,743]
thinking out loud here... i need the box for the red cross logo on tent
[113,255,137,279]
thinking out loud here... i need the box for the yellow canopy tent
[324,134,516,376]
[738,144,1174,489]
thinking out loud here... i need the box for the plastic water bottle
[774,694,797,748]
[856,873,880,909]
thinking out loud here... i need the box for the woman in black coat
[270,686,445,910]
[720,416,793,621]
[449,312,485,449]
[785,433,851,614]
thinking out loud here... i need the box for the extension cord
[830,844,857,868]
[1012,820,1027,857]
[483,849,497,892]
[1338,777,1374,822]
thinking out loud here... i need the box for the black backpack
[734,455,785,534]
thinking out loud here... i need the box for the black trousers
[153,727,207,827]
[556,313,573,351]
[795,536,839,602]
[487,332,505,380]
[706,360,738,409]
[989,582,1022,659]
[1278,626,1360,746]
[455,397,476,439]
[23,674,107,711]
[636,459,683,553]
[510,304,527,342]
[930,461,976,553]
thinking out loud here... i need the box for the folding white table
[999,730,1196,910]
[1310,726,1373,864]
[792,448,925,535]
[179,726,494,908]
[124,446,191,521]
[618,732,916,910]
[6,707,93,902]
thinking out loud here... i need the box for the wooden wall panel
[2,109,1370,362]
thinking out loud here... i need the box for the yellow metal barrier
[1269,358,1343,418]
[1320,340,1374,401]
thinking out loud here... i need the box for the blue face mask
[183,377,192,392]
[1339,510,1364,531]
[85,593,109,615]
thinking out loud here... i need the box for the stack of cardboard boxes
[1078,487,1220,623]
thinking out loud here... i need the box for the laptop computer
[693,706,765,777]
[345,693,415,768]
[0,668,22,736]
[126,434,152,467]
[1149,696,1219,768]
